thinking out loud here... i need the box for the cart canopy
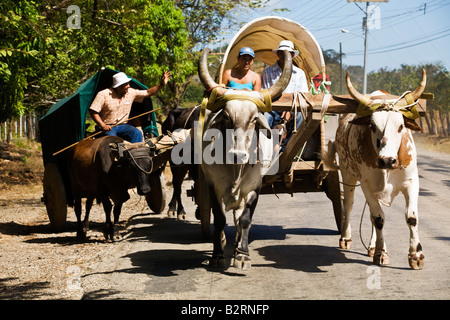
[219,16,325,86]
[39,67,159,165]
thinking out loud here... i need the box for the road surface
[76,120,450,304]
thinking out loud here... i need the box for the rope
[359,201,369,252]
[356,90,420,120]
[126,147,154,175]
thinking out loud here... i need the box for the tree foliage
[1,0,448,136]
[1,0,194,122]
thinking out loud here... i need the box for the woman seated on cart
[221,47,261,91]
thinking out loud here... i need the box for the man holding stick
[89,70,171,143]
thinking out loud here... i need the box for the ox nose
[377,156,398,169]
[232,150,249,164]
[137,184,151,195]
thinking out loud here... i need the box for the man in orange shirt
[90,70,171,143]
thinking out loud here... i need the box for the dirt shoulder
[0,140,158,299]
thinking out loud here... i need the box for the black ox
[67,136,154,240]
[161,106,200,220]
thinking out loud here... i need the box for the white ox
[197,48,292,269]
[326,71,426,269]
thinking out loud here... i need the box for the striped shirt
[261,62,308,93]
[89,88,148,125]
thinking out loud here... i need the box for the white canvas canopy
[218,16,326,86]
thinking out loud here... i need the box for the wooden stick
[52,107,162,156]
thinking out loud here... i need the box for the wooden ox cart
[39,67,170,231]
[195,16,428,238]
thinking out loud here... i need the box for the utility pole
[347,0,387,93]
[339,42,343,94]
[362,2,369,94]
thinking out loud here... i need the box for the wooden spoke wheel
[145,171,166,213]
[43,162,67,231]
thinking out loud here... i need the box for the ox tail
[320,140,340,170]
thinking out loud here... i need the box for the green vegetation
[1,0,448,138]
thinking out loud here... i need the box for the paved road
[77,128,450,306]
[72,115,449,308]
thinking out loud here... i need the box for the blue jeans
[103,124,143,143]
[264,111,303,150]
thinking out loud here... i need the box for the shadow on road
[254,244,369,272]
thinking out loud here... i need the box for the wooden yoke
[271,92,428,114]
[263,92,428,184]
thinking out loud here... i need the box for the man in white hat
[261,40,308,150]
[89,70,171,143]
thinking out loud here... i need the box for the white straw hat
[112,72,131,88]
[273,40,299,57]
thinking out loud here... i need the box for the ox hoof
[82,221,90,233]
[339,238,352,250]
[368,247,375,257]
[113,228,121,241]
[195,207,200,220]
[373,252,389,266]
[167,209,176,217]
[102,226,121,241]
[233,254,251,271]
[76,230,87,241]
[177,210,186,220]
[408,253,425,270]
[209,255,227,268]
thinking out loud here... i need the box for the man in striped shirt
[90,70,171,143]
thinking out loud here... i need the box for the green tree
[0,0,43,123]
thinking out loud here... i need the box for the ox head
[198,48,292,165]
[111,142,154,195]
[342,70,426,170]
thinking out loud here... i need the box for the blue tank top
[228,71,254,90]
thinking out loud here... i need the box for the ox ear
[350,115,371,126]
[101,143,117,174]
[332,95,359,110]
[403,116,423,131]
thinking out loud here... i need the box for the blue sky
[220,0,449,73]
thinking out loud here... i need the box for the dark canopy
[39,67,159,165]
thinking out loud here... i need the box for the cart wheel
[323,170,343,233]
[145,171,166,213]
[43,162,67,231]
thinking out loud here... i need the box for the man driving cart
[89,70,171,143]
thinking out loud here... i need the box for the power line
[345,31,450,55]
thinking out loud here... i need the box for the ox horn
[345,72,366,105]
[198,47,293,100]
[198,48,219,91]
[410,69,427,101]
[346,69,427,104]
[266,49,293,99]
